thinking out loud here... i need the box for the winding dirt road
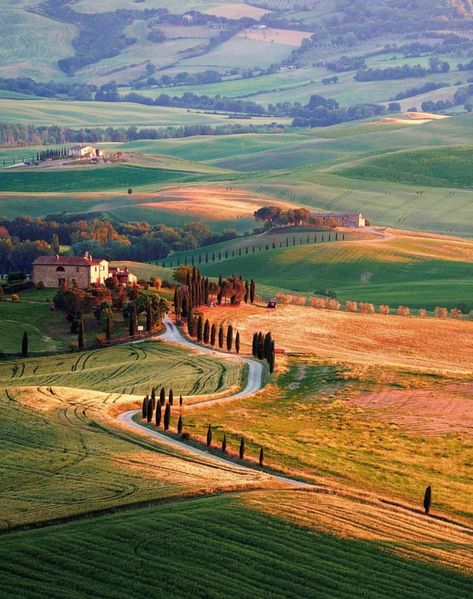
[118,317,311,488]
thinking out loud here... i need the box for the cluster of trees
[0,123,283,147]
[252,331,275,374]
[290,94,386,128]
[392,82,448,102]
[35,147,70,162]
[355,58,450,83]
[173,266,255,318]
[254,206,312,229]
[0,216,240,273]
[142,387,181,431]
[0,77,96,101]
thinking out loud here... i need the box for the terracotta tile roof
[33,255,105,267]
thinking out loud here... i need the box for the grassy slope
[196,234,473,308]
[185,359,473,521]
[0,494,471,599]
[0,340,244,396]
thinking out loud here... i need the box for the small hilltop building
[32,253,109,288]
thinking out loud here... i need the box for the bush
[69,340,78,352]
[10,294,20,302]
[434,307,448,318]
[397,306,410,316]
[418,308,427,318]
[293,295,306,306]
[275,292,292,304]
[345,300,358,312]
[327,298,340,310]
[450,308,463,319]
[309,297,326,309]
[359,302,375,314]
[379,304,390,315]
[150,277,162,290]
[95,333,106,346]
[36,281,45,290]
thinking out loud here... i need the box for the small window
[56,266,65,272]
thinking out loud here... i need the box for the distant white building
[68,145,103,159]
[312,213,366,228]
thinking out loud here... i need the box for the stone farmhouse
[68,145,103,159]
[32,253,109,288]
[109,266,138,286]
[312,212,366,228]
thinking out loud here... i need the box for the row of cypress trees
[188,315,240,353]
[141,387,184,430]
[252,331,276,373]
[206,425,264,465]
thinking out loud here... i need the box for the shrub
[276,292,291,304]
[309,297,326,309]
[397,306,410,316]
[95,333,106,346]
[293,295,306,306]
[69,340,78,352]
[345,300,358,312]
[450,308,463,319]
[36,281,45,290]
[151,277,162,290]
[434,307,448,318]
[327,299,341,310]
[418,308,427,318]
[10,294,20,302]
[359,302,375,314]
[379,304,390,315]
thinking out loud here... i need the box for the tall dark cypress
[210,323,217,346]
[155,402,162,427]
[203,319,210,344]
[264,332,272,360]
[177,415,183,435]
[146,397,153,423]
[424,485,432,515]
[106,315,112,341]
[21,331,28,358]
[218,324,224,349]
[187,307,194,336]
[197,314,204,342]
[239,437,245,460]
[164,403,171,431]
[235,331,240,354]
[244,281,249,303]
[226,325,233,352]
[169,388,174,406]
[160,387,166,406]
[207,425,212,447]
[179,395,183,407]
[78,319,85,350]
[250,279,256,304]
[252,332,258,357]
[141,396,147,419]
[222,434,227,454]
[259,447,264,466]
[129,304,137,337]
[151,387,156,409]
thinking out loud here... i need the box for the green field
[340,146,473,189]
[0,165,202,193]
[0,340,245,396]
[193,236,473,309]
[1,494,470,599]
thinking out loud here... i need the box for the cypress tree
[257,332,264,360]
[235,331,240,354]
[210,323,217,346]
[155,402,162,427]
[226,324,233,352]
[141,396,147,419]
[151,387,156,409]
[179,395,183,407]
[250,279,256,303]
[197,314,203,342]
[164,403,171,431]
[218,324,224,349]
[21,331,28,358]
[269,349,275,374]
[424,485,432,515]
[222,434,227,454]
[78,320,85,349]
[187,307,194,336]
[177,415,183,435]
[259,447,264,466]
[160,387,166,406]
[146,397,153,423]
[203,319,210,344]
[129,304,137,337]
[146,303,152,332]
[105,315,112,341]
[252,332,258,357]
[239,437,245,460]
[169,388,174,406]
[264,332,272,360]
[207,425,212,447]
[244,281,249,303]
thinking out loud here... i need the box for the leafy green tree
[21,331,28,358]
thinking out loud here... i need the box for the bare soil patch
[352,385,473,437]
[206,3,270,19]
[237,27,311,47]
[381,111,450,125]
